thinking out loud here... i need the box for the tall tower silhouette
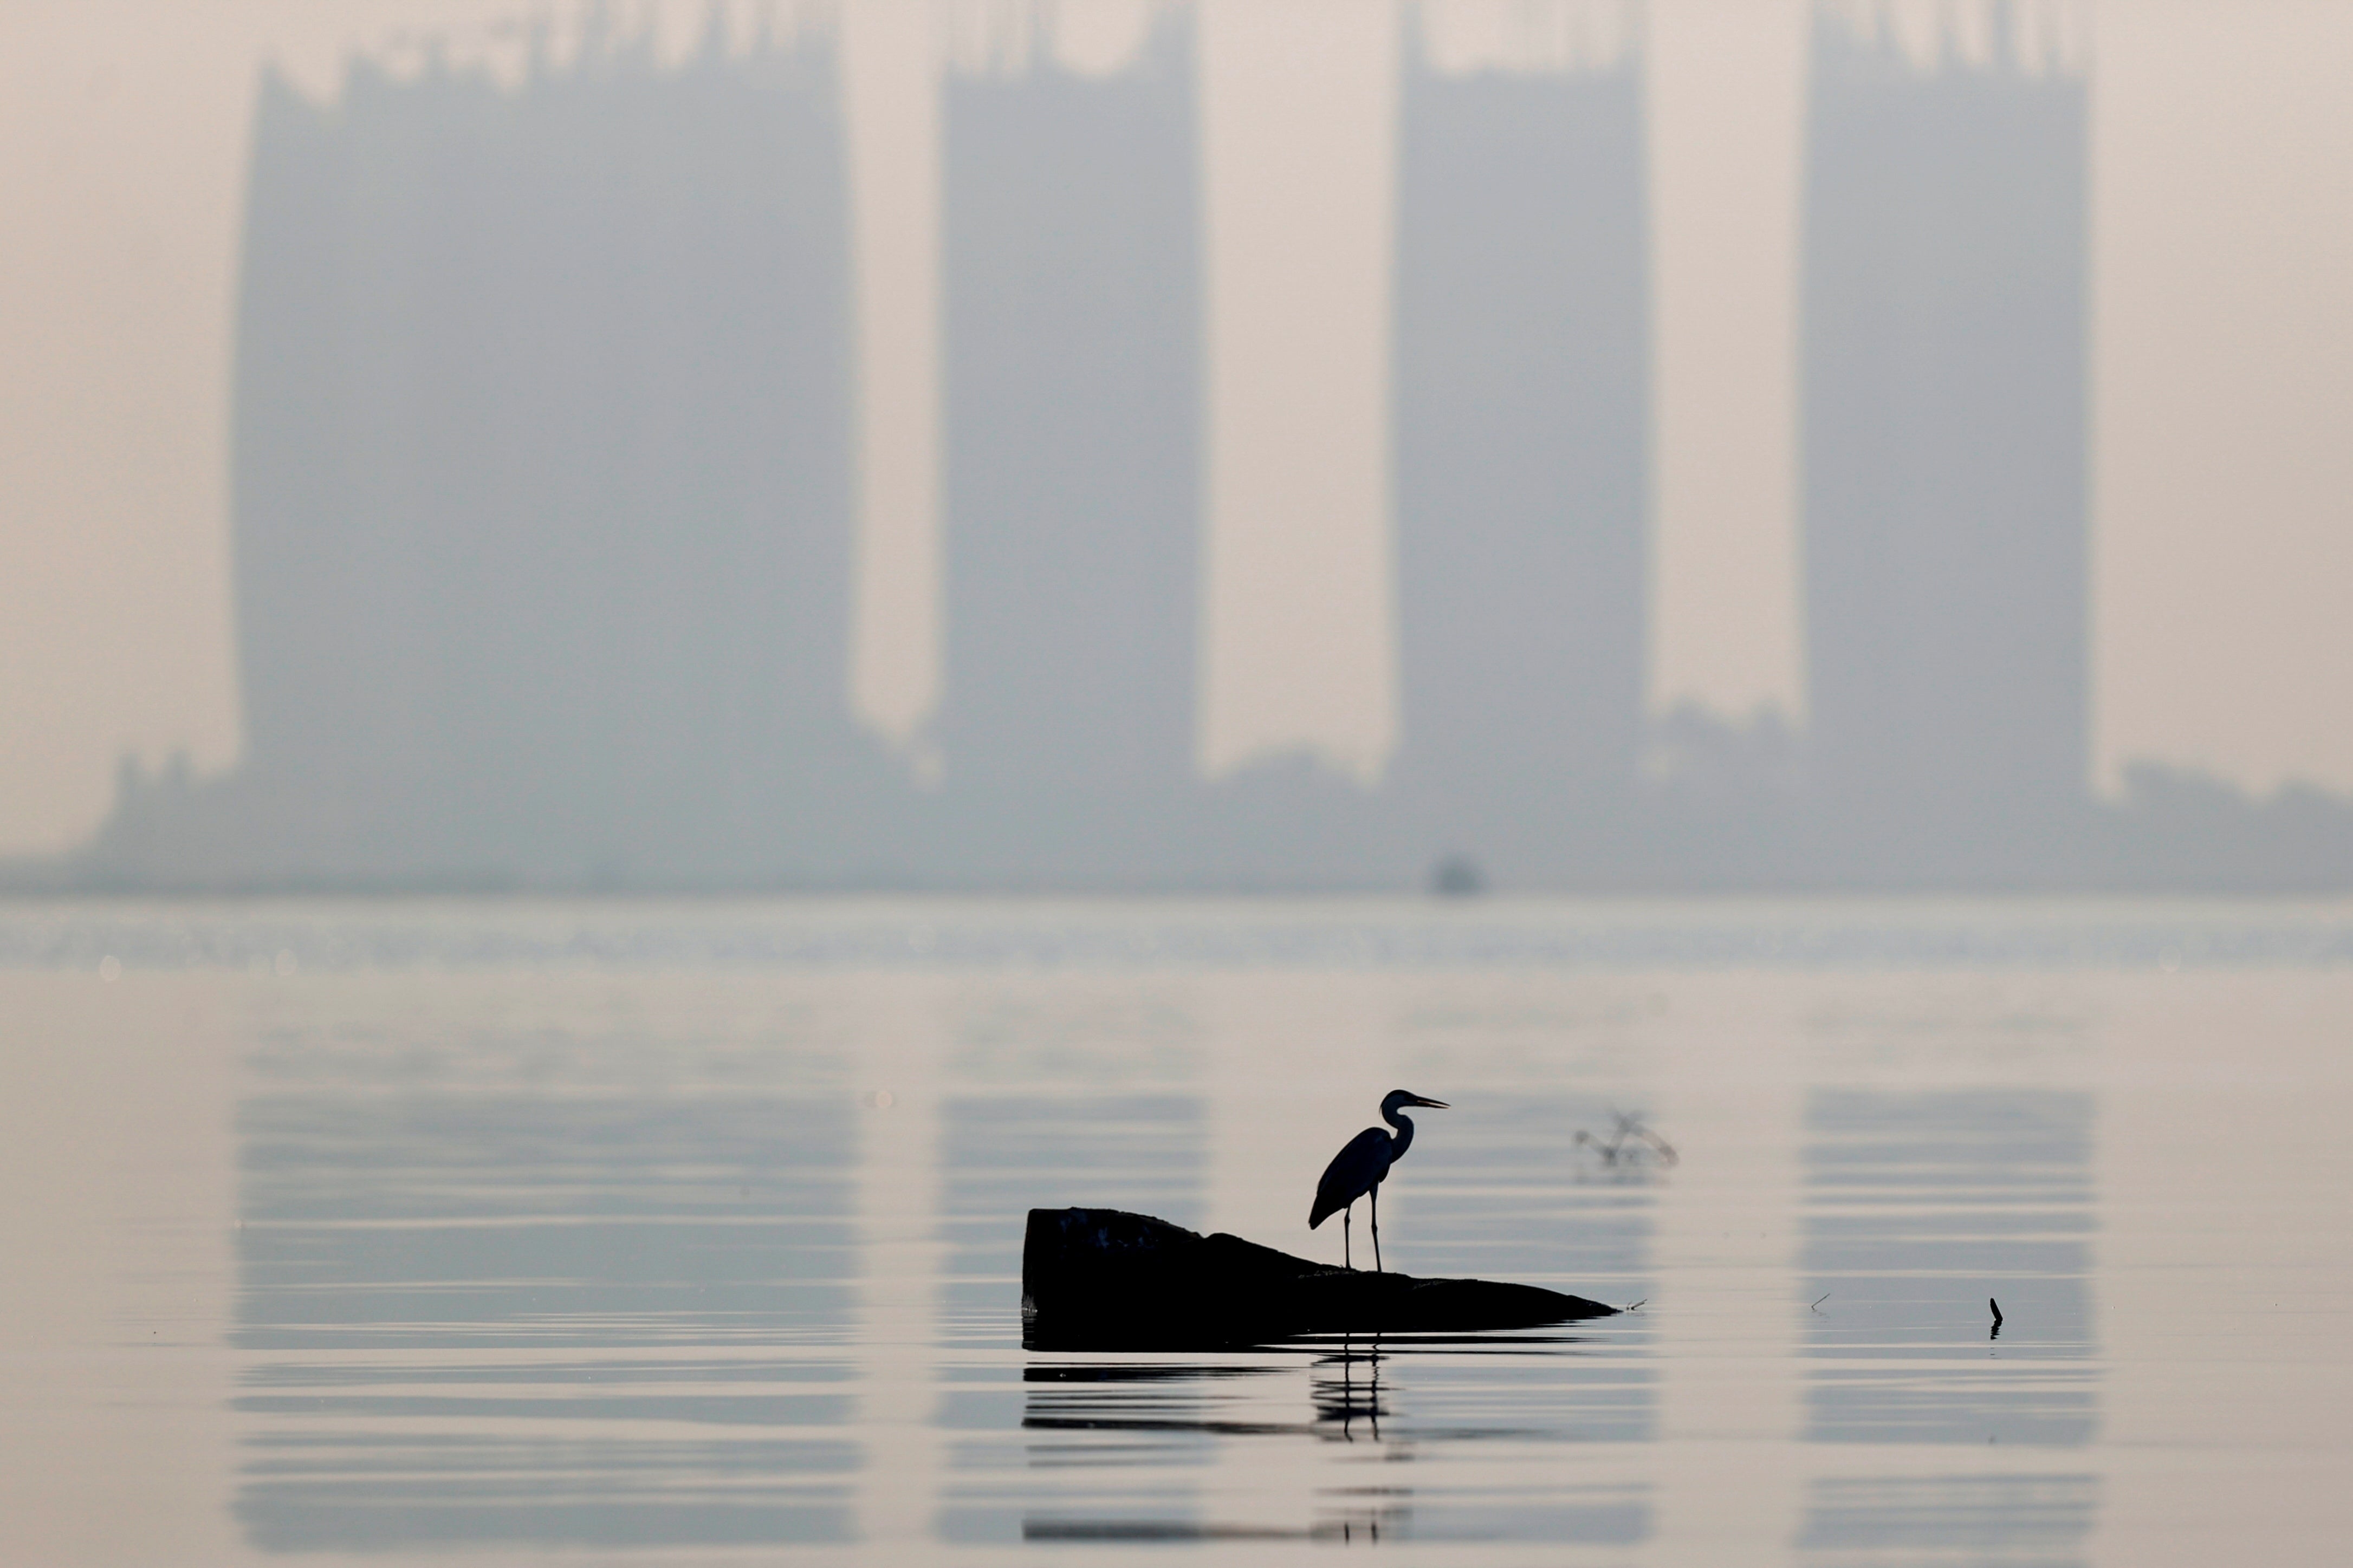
[228,28,875,883]
[1388,18,1649,874]
[937,14,1201,874]
[1801,9,2089,862]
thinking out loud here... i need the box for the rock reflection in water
[1012,1339,1649,1546]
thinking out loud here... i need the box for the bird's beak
[1409,1096,1450,1109]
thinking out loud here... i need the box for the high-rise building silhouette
[1388,21,1649,875]
[1802,10,2089,858]
[43,4,2351,896]
[221,25,887,883]
[937,15,1201,875]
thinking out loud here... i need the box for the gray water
[5,899,2349,1564]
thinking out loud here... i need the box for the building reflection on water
[1799,1088,2101,1565]
[234,1084,863,1550]
[231,986,2101,1557]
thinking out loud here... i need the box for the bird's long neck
[1383,1106,1416,1162]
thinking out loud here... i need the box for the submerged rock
[1021,1206,1617,1350]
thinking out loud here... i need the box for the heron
[1309,1090,1449,1272]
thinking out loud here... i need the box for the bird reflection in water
[1312,1337,1386,1441]
[1023,1335,1584,1453]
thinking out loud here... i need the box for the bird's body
[1310,1127,1402,1229]
[1309,1090,1448,1272]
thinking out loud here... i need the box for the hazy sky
[3,0,2351,854]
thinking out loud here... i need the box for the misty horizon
[9,0,2343,893]
[7,0,2353,893]
[11,1,2353,857]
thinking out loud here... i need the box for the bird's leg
[1343,1205,1352,1270]
[1371,1183,1382,1274]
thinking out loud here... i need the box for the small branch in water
[1989,1297,2004,1340]
[1572,1111,1679,1175]
[1624,1299,1648,1312]
[1810,1292,1831,1311]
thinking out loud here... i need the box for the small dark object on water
[1573,1110,1678,1171]
[1022,1207,1616,1350]
[1990,1296,2004,1339]
[1429,854,1485,897]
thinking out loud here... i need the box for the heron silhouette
[1310,1090,1449,1272]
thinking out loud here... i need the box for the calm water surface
[4,899,2349,1565]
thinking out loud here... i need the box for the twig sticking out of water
[1989,1297,2004,1341]
[1572,1111,1680,1174]
[1810,1293,1831,1311]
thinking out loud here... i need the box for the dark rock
[1021,1206,1617,1349]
